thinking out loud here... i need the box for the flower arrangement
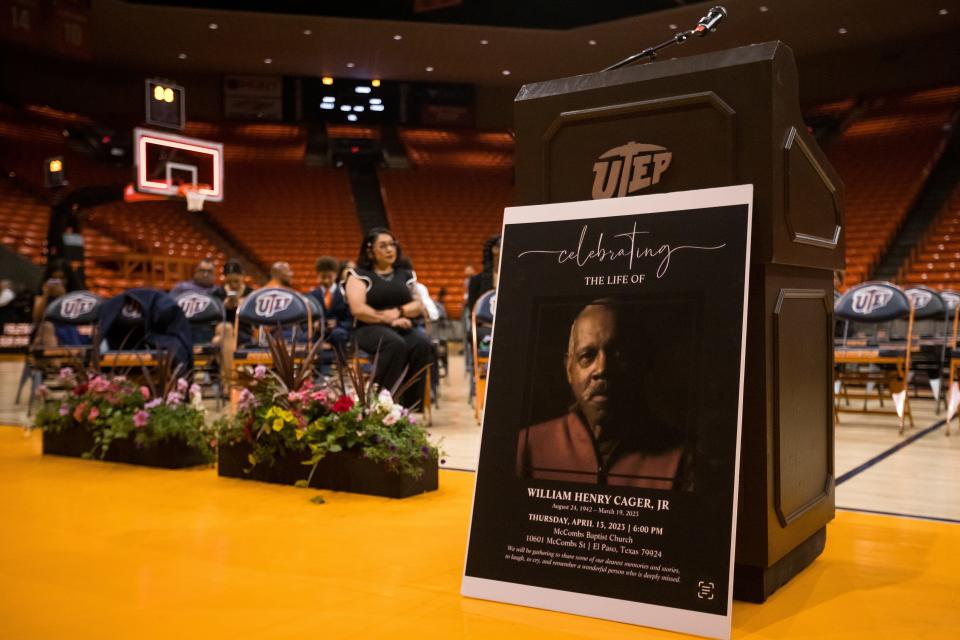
[215,330,440,483]
[33,353,214,462]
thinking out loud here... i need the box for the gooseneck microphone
[603,5,729,71]
[694,6,727,36]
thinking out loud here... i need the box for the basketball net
[180,185,208,212]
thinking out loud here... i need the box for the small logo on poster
[592,142,672,199]
[697,581,715,600]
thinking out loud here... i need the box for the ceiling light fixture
[355,86,371,94]
[354,106,365,112]
[178,53,187,60]
[208,23,218,30]
[425,66,434,72]
[322,76,334,86]
[303,29,312,36]
[588,39,597,45]
[346,62,355,68]
[370,105,385,112]
[322,96,336,103]
[372,79,381,87]
[347,114,358,122]
[340,105,351,112]
[759,5,768,12]
[501,70,511,76]
[480,39,489,45]
[668,24,678,30]
[939,8,949,15]
[837,27,848,34]
[393,34,403,40]
[369,98,382,105]
[264,57,273,64]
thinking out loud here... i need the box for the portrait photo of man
[516,298,694,490]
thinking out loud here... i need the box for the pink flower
[35,384,49,399]
[145,398,162,409]
[90,376,111,394]
[253,365,267,380]
[176,378,189,393]
[139,386,151,399]
[58,367,74,380]
[58,403,69,417]
[408,414,417,425]
[189,383,201,397]
[87,406,100,421]
[133,410,149,429]
[166,391,182,406]
[238,388,258,411]
[73,402,87,422]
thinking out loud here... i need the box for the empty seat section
[379,128,514,318]
[823,86,960,289]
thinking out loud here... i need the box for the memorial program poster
[461,185,753,640]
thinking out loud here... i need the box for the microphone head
[696,5,727,36]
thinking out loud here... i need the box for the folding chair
[834,282,915,434]
[903,286,947,402]
[175,291,227,408]
[939,290,960,433]
[233,287,314,370]
[471,290,496,424]
[16,290,103,415]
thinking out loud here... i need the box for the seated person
[308,256,351,353]
[212,259,253,345]
[31,259,87,348]
[345,227,432,409]
[170,259,217,298]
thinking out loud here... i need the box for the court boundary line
[836,418,945,486]
[837,505,960,525]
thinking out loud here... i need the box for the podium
[514,41,842,602]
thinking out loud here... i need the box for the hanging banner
[462,185,753,640]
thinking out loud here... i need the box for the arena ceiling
[94,0,960,88]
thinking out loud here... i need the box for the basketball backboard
[133,127,224,202]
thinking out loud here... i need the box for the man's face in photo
[565,304,626,429]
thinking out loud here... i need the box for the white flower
[377,389,396,412]
[190,386,204,410]
[383,406,403,426]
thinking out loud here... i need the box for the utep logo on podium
[177,293,211,319]
[60,293,98,320]
[255,291,294,318]
[591,142,673,199]
[851,286,894,315]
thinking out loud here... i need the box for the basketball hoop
[180,184,209,212]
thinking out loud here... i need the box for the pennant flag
[892,389,906,419]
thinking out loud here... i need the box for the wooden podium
[514,41,842,602]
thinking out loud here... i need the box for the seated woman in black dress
[345,227,433,409]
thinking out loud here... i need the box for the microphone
[694,6,727,36]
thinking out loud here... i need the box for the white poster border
[461,184,754,640]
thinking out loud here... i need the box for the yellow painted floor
[0,426,957,640]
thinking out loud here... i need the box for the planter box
[217,441,438,499]
[42,428,210,469]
